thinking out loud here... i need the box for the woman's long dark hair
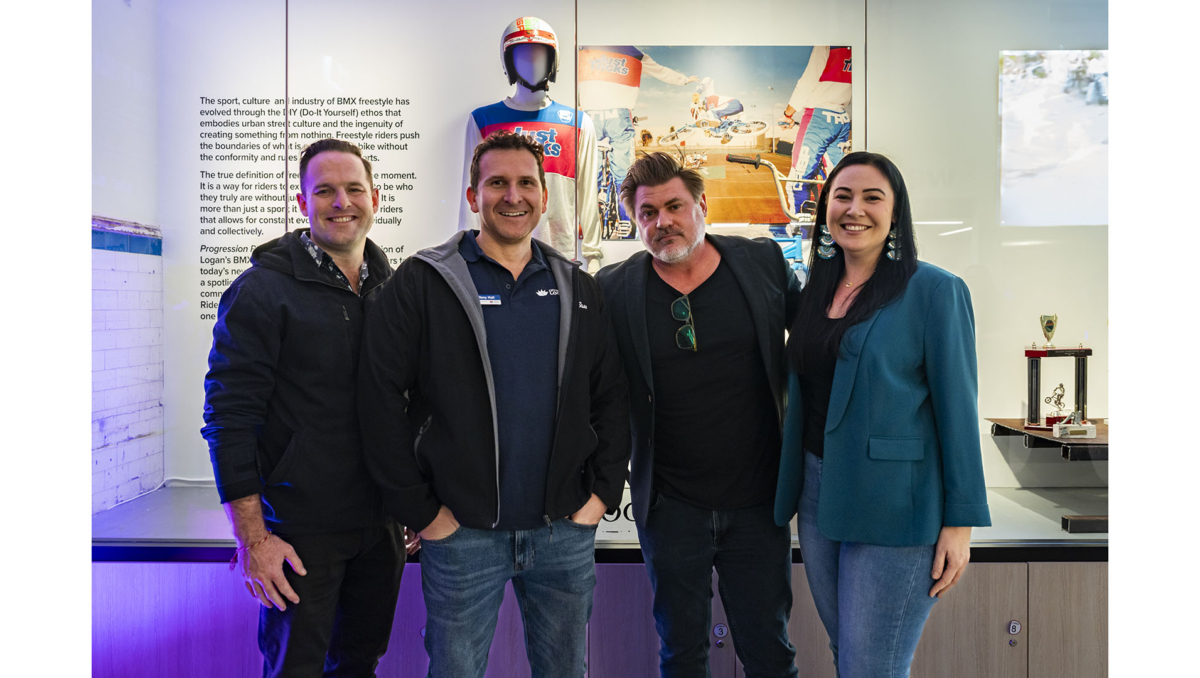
[788,152,918,372]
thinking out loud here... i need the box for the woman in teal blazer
[774,152,990,678]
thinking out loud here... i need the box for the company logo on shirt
[536,289,560,297]
[557,110,573,124]
[511,126,562,157]
[588,56,630,76]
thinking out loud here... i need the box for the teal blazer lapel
[626,258,654,393]
[826,306,883,431]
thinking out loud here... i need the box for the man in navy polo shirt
[358,130,630,678]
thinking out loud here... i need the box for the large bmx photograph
[579,45,852,251]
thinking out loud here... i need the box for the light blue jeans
[798,451,939,678]
[418,520,598,678]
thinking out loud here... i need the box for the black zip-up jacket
[358,232,631,533]
[201,230,393,534]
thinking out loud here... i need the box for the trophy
[1040,314,1057,348]
[1042,383,1069,428]
[1024,315,1093,432]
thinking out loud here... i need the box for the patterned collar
[299,231,369,294]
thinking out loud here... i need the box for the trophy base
[1024,415,1066,431]
[1053,422,1097,439]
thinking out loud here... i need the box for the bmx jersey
[788,46,852,114]
[459,98,600,260]
[578,46,693,111]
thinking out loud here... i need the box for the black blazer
[595,234,802,525]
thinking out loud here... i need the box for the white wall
[92,0,158,225]
[93,0,165,512]
[865,0,1108,487]
[158,0,287,481]
[92,244,165,512]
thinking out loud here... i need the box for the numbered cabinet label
[1008,620,1022,635]
[713,623,728,638]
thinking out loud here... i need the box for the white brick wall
[93,246,165,513]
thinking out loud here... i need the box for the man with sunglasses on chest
[596,152,802,678]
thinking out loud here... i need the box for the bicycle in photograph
[657,77,768,146]
[726,152,826,283]
[657,116,768,146]
[597,141,634,239]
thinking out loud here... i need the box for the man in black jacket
[359,130,630,678]
[202,139,406,677]
[596,152,803,677]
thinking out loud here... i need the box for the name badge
[479,295,501,306]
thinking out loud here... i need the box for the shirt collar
[459,230,547,271]
[299,230,370,291]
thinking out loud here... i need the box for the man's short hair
[619,152,705,222]
[469,130,547,192]
[298,139,374,192]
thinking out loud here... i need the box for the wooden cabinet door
[785,564,837,678]
[589,564,742,677]
[911,562,1029,678]
[92,562,261,678]
[485,583,532,678]
[1028,563,1107,678]
[710,570,738,677]
[378,563,427,677]
[378,563,530,678]
[589,563,660,677]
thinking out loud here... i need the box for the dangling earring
[885,225,900,261]
[817,223,836,260]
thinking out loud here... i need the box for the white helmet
[501,16,559,92]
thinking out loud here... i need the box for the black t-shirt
[796,313,848,458]
[646,260,781,509]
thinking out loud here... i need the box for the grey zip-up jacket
[358,232,631,533]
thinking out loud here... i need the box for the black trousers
[259,520,406,678]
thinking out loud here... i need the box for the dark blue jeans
[798,451,939,678]
[418,519,598,678]
[638,494,798,678]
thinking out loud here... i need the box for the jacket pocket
[867,436,925,461]
[265,433,302,485]
[413,415,434,473]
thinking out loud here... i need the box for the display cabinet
[92,486,1108,678]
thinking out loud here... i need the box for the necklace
[842,268,876,288]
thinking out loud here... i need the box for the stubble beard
[652,227,704,265]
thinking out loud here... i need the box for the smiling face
[295,151,379,258]
[467,147,548,246]
[825,164,895,261]
[634,177,707,265]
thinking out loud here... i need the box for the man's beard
[653,228,704,264]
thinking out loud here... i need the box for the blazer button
[648,395,652,402]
